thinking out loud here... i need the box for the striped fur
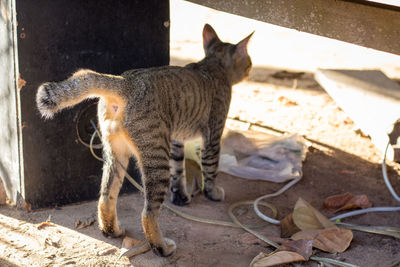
[36,24,253,257]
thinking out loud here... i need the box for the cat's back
[121,64,212,101]
[121,65,204,85]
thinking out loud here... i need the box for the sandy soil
[1,1,400,266]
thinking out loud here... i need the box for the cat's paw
[98,203,125,238]
[100,224,126,238]
[204,185,225,202]
[170,187,191,206]
[151,238,176,257]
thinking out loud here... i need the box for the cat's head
[203,24,253,85]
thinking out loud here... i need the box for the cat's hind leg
[169,140,191,206]
[133,132,176,257]
[97,131,130,238]
[201,128,225,202]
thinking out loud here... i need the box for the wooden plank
[187,0,400,55]
[16,0,169,208]
[315,69,400,161]
[0,0,23,204]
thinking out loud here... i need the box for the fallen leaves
[37,215,54,230]
[279,198,353,254]
[250,197,357,266]
[250,251,306,267]
[250,193,378,266]
[280,213,300,238]
[277,96,298,106]
[37,221,55,230]
[292,228,353,253]
[96,248,117,256]
[293,198,336,230]
[250,239,313,267]
[74,216,96,229]
[276,239,313,260]
[18,74,26,90]
[118,236,151,259]
[44,235,61,248]
[323,192,372,213]
[338,169,356,175]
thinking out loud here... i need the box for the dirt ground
[1,1,400,266]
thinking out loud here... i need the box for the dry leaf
[24,201,32,212]
[293,198,335,230]
[291,198,353,253]
[323,192,353,212]
[119,236,151,258]
[292,229,320,241]
[18,74,26,90]
[122,236,143,249]
[250,251,306,267]
[96,248,117,256]
[37,221,54,230]
[277,96,298,106]
[74,220,81,228]
[75,216,96,229]
[44,235,61,247]
[276,239,313,260]
[336,194,372,212]
[323,192,372,213]
[292,228,353,253]
[280,213,301,238]
[338,169,356,175]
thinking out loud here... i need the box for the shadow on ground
[0,136,399,266]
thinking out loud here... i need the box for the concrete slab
[315,69,400,161]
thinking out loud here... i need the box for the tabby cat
[36,24,253,257]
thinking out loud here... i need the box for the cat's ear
[235,31,254,57]
[203,24,221,50]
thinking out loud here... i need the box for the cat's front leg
[169,140,191,206]
[201,129,225,202]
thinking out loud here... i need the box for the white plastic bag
[219,130,308,182]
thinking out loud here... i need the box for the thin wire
[252,141,400,225]
[253,176,303,225]
[89,128,103,162]
[87,125,277,229]
[87,129,355,267]
[327,141,400,221]
[75,103,103,149]
[86,122,398,267]
[330,207,400,221]
[382,141,400,202]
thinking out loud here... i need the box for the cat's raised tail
[36,69,124,118]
